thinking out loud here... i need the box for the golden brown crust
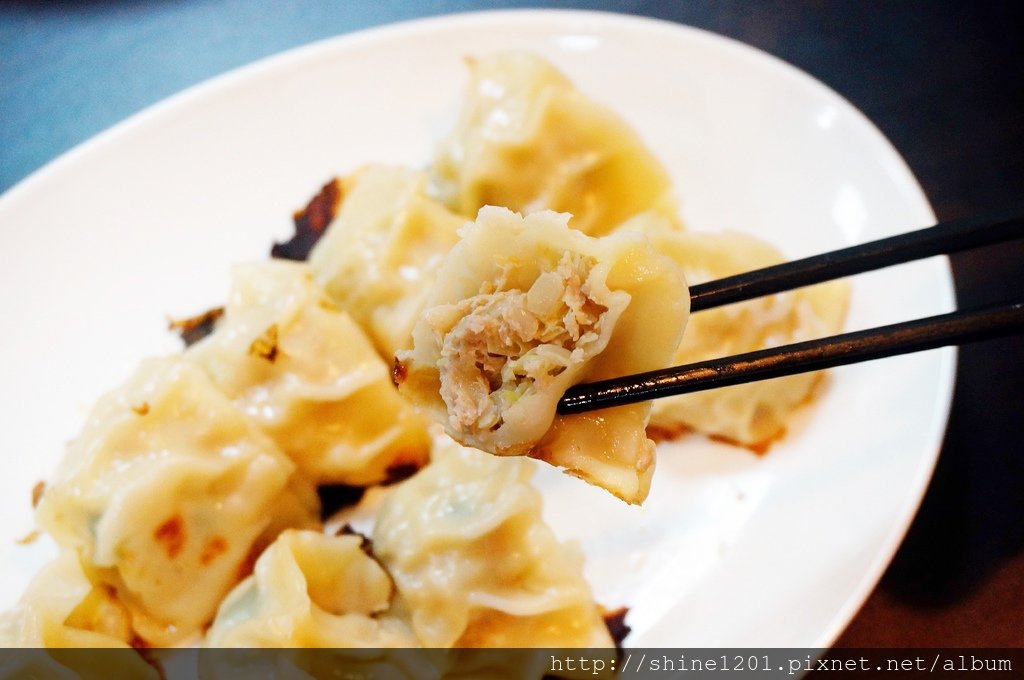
[153,515,186,560]
[645,421,694,443]
[647,421,782,455]
[199,536,228,566]
[234,546,260,583]
[708,432,776,456]
[271,178,343,261]
[168,306,224,347]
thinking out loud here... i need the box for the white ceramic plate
[0,10,954,647]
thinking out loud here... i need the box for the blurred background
[1,0,1021,647]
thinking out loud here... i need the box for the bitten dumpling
[430,52,680,237]
[186,260,431,486]
[626,215,850,448]
[204,530,416,648]
[35,357,319,645]
[396,207,688,504]
[308,165,468,360]
[372,435,615,648]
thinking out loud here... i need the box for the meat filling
[436,252,622,437]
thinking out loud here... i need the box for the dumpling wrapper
[308,165,468,361]
[0,552,156,676]
[35,357,319,645]
[373,433,615,649]
[624,214,850,448]
[0,550,134,648]
[396,207,689,504]
[430,52,680,237]
[187,260,431,486]
[205,530,416,649]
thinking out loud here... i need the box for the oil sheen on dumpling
[372,435,615,648]
[35,357,318,645]
[430,52,679,237]
[627,214,850,448]
[396,207,688,504]
[186,260,430,486]
[307,165,467,360]
[205,530,416,648]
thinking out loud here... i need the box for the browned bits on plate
[15,529,40,546]
[31,480,46,508]
[271,177,343,261]
[131,402,150,416]
[602,606,631,649]
[248,324,279,363]
[153,515,186,559]
[168,306,224,347]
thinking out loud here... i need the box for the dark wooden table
[2,0,1021,648]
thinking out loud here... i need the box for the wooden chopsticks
[557,210,1024,415]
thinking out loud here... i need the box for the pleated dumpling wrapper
[430,52,680,237]
[186,260,430,486]
[395,207,689,504]
[34,356,319,646]
[307,165,468,361]
[0,552,156,676]
[205,529,417,648]
[0,549,133,648]
[373,434,615,648]
[625,214,850,448]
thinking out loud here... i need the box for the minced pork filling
[437,251,614,435]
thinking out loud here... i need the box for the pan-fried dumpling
[0,550,133,648]
[396,207,688,504]
[430,52,679,236]
[372,435,615,648]
[186,260,431,485]
[0,552,156,677]
[307,165,467,360]
[35,357,319,645]
[205,530,417,648]
[627,215,850,447]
